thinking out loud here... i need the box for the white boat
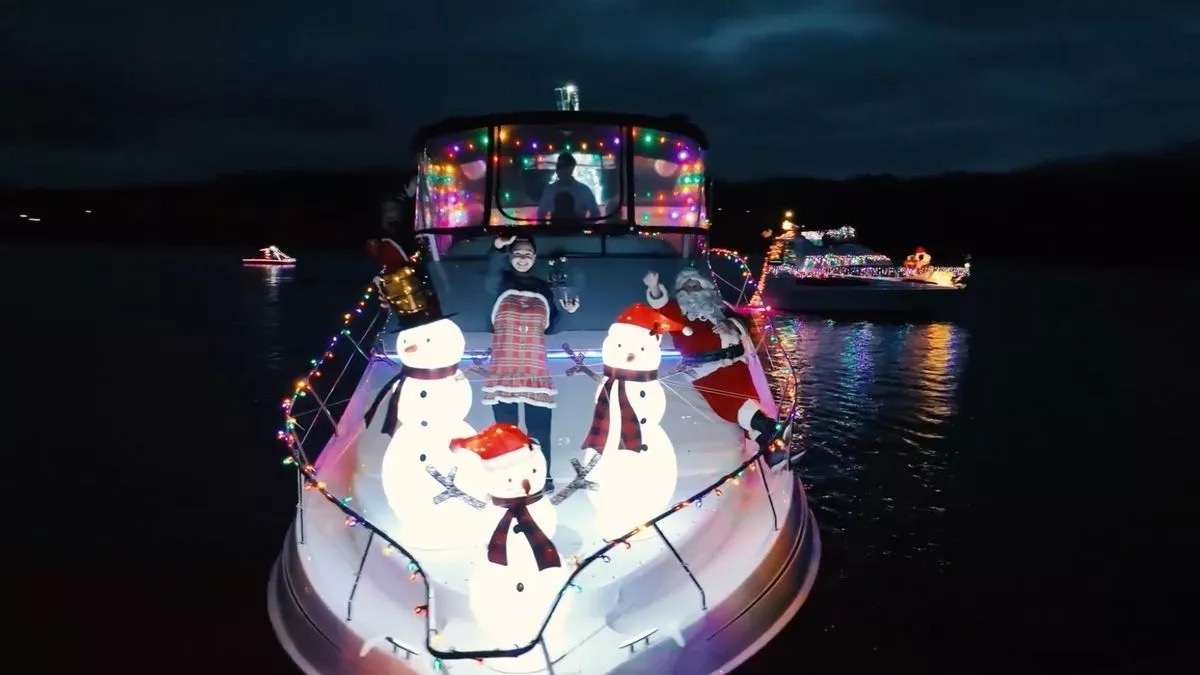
[243,245,297,266]
[752,224,970,315]
[266,108,820,675]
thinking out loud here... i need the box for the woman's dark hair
[510,236,537,254]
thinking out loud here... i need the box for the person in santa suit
[643,267,791,467]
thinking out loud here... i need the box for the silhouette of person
[537,152,600,222]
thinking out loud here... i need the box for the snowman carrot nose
[521,478,531,495]
[404,344,418,353]
[625,353,636,362]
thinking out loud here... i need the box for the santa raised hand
[644,268,791,467]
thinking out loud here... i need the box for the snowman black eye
[508,477,512,482]
[617,343,622,348]
[532,467,537,473]
[426,337,431,342]
[640,346,645,351]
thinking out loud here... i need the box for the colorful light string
[708,247,762,308]
[274,275,803,668]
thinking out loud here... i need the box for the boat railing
[276,277,803,670]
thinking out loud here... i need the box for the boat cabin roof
[410,110,709,152]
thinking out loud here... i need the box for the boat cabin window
[417,128,490,230]
[493,124,624,226]
[631,127,706,227]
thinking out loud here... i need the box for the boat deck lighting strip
[381,349,683,360]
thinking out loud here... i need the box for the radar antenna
[554,84,580,111]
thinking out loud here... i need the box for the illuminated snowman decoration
[368,261,488,551]
[450,424,572,673]
[580,303,685,541]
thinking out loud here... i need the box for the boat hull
[243,258,296,266]
[762,277,966,316]
[267,472,820,675]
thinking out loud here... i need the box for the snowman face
[395,318,466,369]
[486,445,546,498]
[601,322,663,372]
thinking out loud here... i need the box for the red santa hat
[449,423,538,467]
[367,237,411,270]
[615,302,693,336]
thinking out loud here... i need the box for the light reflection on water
[246,264,292,373]
[763,315,968,576]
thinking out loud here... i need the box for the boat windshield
[417,128,491,230]
[494,124,624,225]
[414,119,709,234]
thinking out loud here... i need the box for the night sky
[3,1,1198,187]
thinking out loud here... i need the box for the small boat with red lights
[242,245,297,266]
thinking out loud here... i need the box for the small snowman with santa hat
[579,302,689,542]
[449,423,573,671]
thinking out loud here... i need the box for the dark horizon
[0,133,1195,192]
[2,141,1195,268]
[2,137,1197,193]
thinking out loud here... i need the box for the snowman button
[640,417,647,424]
[513,523,523,534]
[639,391,646,398]
[420,390,427,398]
[421,420,428,427]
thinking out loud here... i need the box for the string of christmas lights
[708,247,760,307]
[275,278,802,669]
[799,225,857,243]
[768,262,970,280]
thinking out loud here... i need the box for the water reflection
[249,264,294,372]
[765,315,968,573]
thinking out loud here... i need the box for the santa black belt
[682,343,745,366]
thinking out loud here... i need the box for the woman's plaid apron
[483,291,556,408]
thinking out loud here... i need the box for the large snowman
[580,303,686,542]
[365,259,488,551]
[450,424,573,673]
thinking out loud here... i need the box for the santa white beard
[676,288,726,323]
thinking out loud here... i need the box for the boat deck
[270,330,819,674]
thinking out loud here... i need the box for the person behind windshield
[537,152,600,222]
[483,234,581,492]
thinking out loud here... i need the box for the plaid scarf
[363,364,461,437]
[488,493,561,571]
[580,365,660,453]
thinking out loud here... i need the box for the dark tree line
[2,144,1195,266]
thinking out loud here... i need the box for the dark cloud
[1,0,1197,185]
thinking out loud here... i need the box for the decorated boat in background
[266,98,820,674]
[736,214,970,315]
[243,245,297,266]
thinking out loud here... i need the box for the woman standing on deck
[483,234,580,492]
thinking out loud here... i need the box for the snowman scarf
[580,365,659,453]
[488,493,562,571]
[362,364,461,437]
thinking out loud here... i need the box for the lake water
[6,244,1191,673]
